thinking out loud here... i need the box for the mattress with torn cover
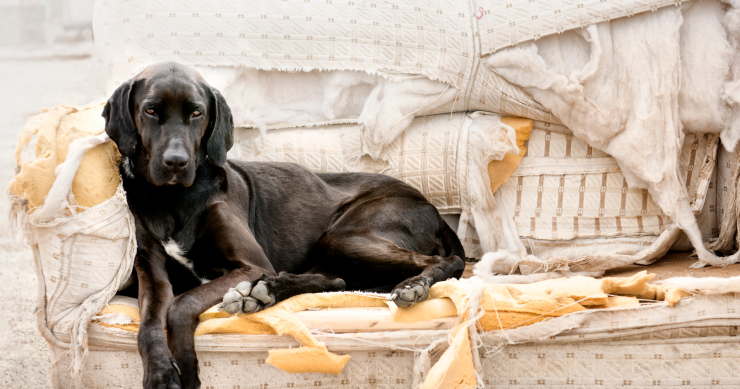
[92,0,740,269]
[50,271,736,388]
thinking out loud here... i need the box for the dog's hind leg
[314,232,465,307]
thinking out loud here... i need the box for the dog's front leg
[166,202,275,389]
[135,243,181,389]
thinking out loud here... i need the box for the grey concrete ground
[0,46,106,389]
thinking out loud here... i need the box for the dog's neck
[120,156,228,252]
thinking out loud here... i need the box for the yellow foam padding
[265,346,351,375]
[587,296,641,310]
[192,316,276,336]
[93,303,141,332]
[195,292,388,336]
[420,323,476,389]
[387,298,458,322]
[429,271,658,331]
[9,103,121,210]
[488,116,533,193]
[664,287,692,307]
[197,292,388,374]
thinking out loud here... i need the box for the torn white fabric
[198,68,456,158]
[90,312,136,326]
[12,133,137,379]
[679,0,732,134]
[485,3,738,267]
[721,0,740,150]
[660,275,740,295]
[462,113,519,254]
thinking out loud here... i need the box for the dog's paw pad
[235,281,252,297]
[390,277,431,308]
[220,279,277,314]
[221,288,244,314]
[250,280,275,305]
[242,296,261,313]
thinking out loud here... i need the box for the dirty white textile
[200,67,457,158]
[471,127,718,277]
[10,134,136,378]
[485,2,740,268]
[91,0,704,160]
[475,0,699,55]
[93,0,694,157]
[229,112,519,258]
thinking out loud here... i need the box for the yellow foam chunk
[429,279,587,331]
[488,117,533,193]
[587,296,641,310]
[199,305,239,321]
[9,103,121,210]
[99,303,140,322]
[266,347,351,375]
[664,287,692,307]
[193,316,275,336]
[207,292,386,374]
[93,303,141,332]
[420,323,476,389]
[388,298,458,322]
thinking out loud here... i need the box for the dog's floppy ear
[102,79,138,157]
[206,87,234,167]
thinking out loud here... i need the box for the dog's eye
[192,111,202,117]
[145,109,155,115]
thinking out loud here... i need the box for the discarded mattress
[47,272,740,389]
[92,0,740,268]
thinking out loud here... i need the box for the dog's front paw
[390,276,432,308]
[220,280,275,314]
[143,358,182,389]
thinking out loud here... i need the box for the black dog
[104,62,465,389]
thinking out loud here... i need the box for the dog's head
[103,62,233,187]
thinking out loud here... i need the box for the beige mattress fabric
[498,129,718,257]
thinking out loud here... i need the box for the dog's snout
[163,142,190,170]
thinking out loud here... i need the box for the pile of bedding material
[93,0,740,270]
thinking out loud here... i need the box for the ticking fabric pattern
[50,346,418,389]
[92,0,689,127]
[94,0,475,90]
[498,130,717,243]
[229,113,470,214]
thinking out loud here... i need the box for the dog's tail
[440,221,466,259]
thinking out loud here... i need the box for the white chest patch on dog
[163,238,193,269]
[163,238,211,285]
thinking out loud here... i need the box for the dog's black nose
[163,148,189,170]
